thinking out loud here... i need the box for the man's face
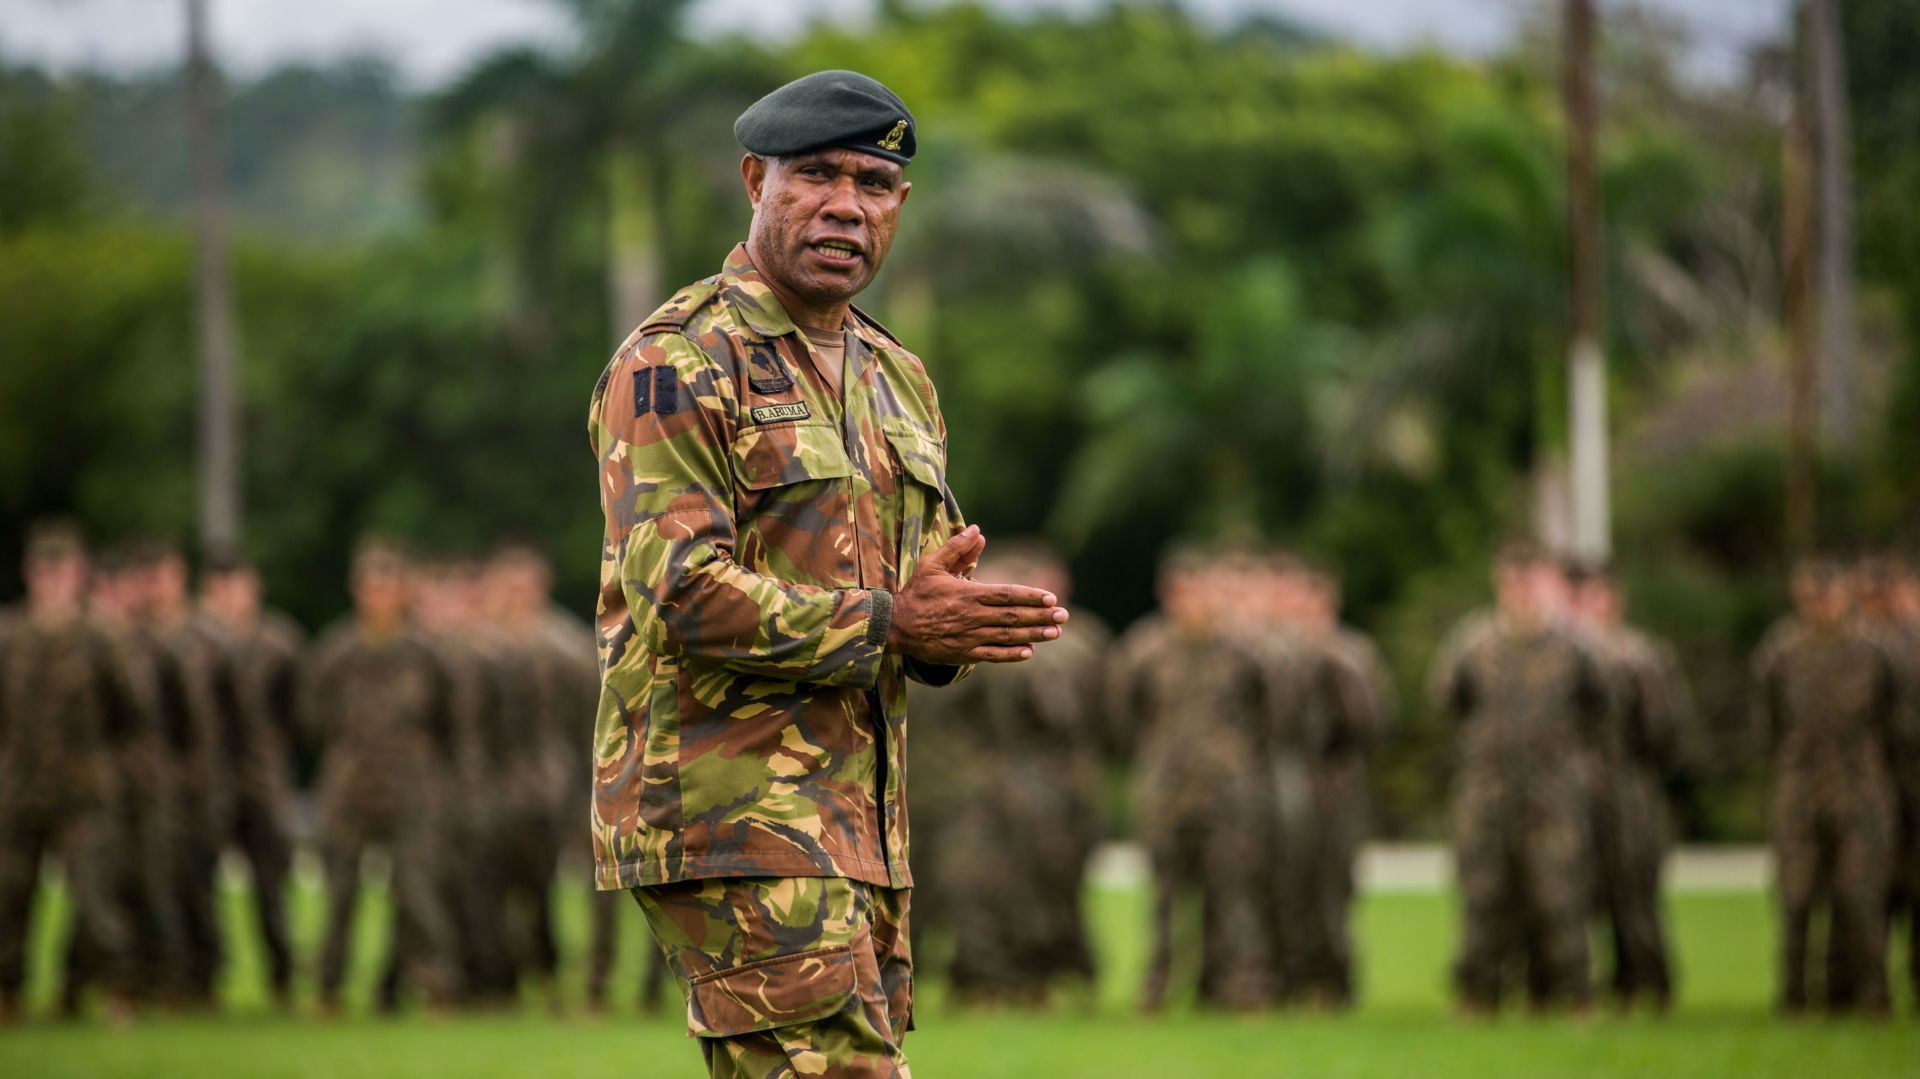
[744,149,911,315]
[25,555,87,614]
[352,568,411,625]
[202,569,260,622]
[1792,566,1848,624]
[1572,580,1620,628]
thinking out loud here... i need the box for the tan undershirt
[799,324,846,399]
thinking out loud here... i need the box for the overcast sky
[5,0,1793,88]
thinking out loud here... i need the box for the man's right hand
[886,526,1069,664]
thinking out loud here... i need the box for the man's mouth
[810,238,863,264]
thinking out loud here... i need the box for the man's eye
[863,178,893,192]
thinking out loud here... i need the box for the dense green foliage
[5,877,1917,1076]
[3,0,1918,837]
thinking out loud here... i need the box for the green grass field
[3,873,1915,1078]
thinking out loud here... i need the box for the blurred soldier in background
[412,556,515,1008]
[911,541,1107,1006]
[473,544,587,1008]
[1429,543,1605,1014]
[0,523,146,1024]
[1833,553,1919,1013]
[303,539,461,1015]
[1751,558,1898,1016]
[1294,560,1394,1009]
[198,550,305,1008]
[123,540,234,1011]
[81,547,187,1012]
[1231,549,1327,1007]
[1112,545,1272,1011]
[1567,564,1688,1012]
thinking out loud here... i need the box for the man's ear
[898,179,911,209]
[741,154,767,210]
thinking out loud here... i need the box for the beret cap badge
[878,120,908,152]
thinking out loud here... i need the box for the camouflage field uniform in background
[420,621,516,1005]
[0,614,153,1014]
[205,608,305,1003]
[1586,622,1686,1008]
[589,245,967,1076]
[1241,623,1327,1004]
[138,617,236,1006]
[474,627,564,998]
[1307,623,1395,1007]
[1111,614,1273,1011]
[302,621,463,1011]
[1752,616,1899,1014]
[1430,611,1606,1011]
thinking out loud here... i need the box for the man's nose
[820,176,863,223]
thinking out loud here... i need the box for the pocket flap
[686,935,860,1037]
[732,420,855,491]
[881,420,945,492]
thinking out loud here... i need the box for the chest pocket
[731,420,856,490]
[882,420,946,495]
[881,419,951,565]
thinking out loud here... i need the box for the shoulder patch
[633,366,680,416]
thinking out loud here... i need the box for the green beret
[735,70,916,167]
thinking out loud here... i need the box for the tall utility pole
[1807,0,1855,451]
[1784,95,1817,558]
[1564,0,1609,563]
[187,0,240,554]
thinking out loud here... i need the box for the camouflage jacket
[1427,611,1608,792]
[0,612,157,811]
[1751,616,1897,788]
[300,620,458,826]
[587,244,967,891]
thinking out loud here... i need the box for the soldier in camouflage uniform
[589,71,1068,1077]
[1753,558,1899,1015]
[1111,547,1272,1012]
[411,556,516,1008]
[1230,550,1328,1007]
[198,550,305,1008]
[1295,562,1393,1008]
[1429,544,1606,1013]
[0,524,148,1024]
[123,541,236,1009]
[78,547,188,1012]
[908,543,1107,1006]
[1567,565,1688,1012]
[303,541,463,1014]
[469,545,587,1005]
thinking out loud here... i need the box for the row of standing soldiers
[1428,543,1920,1017]
[0,524,626,1020]
[909,542,1394,1011]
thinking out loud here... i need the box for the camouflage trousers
[1451,777,1593,1010]
[0,803,132,1004]
[1593,767,1673,1006]
[1772,770,1894,1013]
[635,876,913,1079]
[317,804,459,1009]
[228,784,294,1000]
